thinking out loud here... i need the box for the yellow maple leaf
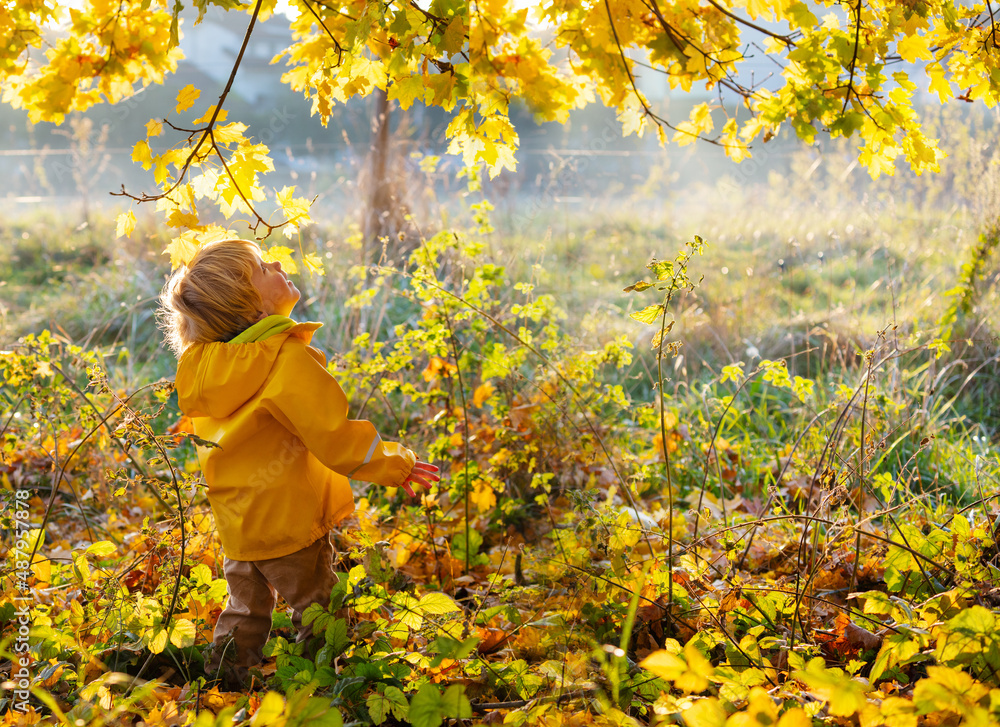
[721,118,750,162]
[389,75,430,109]
[213,121,247,145]
[473,382,495,408]
[441,16,467,55]
[175,84,200,114]
[166,208,201,229]
[164,231,202,269]
[116,209,137,239]
[926,63,952,102]
[261,245,298,275]
[145,119,162,137]
[743,0,774,21]
[132,139,152,168]
[193,104,228,125]
[486,141,517,178]
[859,142,898,180]
[618,94,647,137]
[191,169,221,199]
[690,102,715,134]
[897,33,933,63]
[639,643,714,693]
[471,478,497,513]
[276,185,313,227]
[350,55,387,91]
[303,252,325,276]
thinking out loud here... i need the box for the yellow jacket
[175,315,416,560]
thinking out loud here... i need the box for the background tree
[360,88,413,258]
[2,0,999,266]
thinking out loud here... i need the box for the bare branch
[842,0,863,115]
[602,0,728,147]
[301,0,343,64]
[112,0,265,204]
[209,133,292,238]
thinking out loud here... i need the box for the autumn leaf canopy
[2,0,999,261]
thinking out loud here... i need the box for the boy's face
[252,256,300,318]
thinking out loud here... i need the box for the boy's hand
[399,460,440,498]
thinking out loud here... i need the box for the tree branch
[842,0,863,115]
[705,0,796,46]
[209,133,292,237]
[112,0,265,204]
[301,0,343,64]
[986,0,999,51]
[603,0,726,147]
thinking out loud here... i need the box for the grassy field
[2,115,1000,724]
[1,147,997,487]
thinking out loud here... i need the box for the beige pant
[209,532,336,671]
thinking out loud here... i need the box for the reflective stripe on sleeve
[363,433,381,465]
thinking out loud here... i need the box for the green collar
[229,315,297,344]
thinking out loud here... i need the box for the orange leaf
[473,382,495,407]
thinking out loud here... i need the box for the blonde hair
[158,239,263,358]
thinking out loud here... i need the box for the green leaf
[431,635,481,661]
[441,685,472,720]
[386,686,409,721]
[408,683,443,727]
[856,590,894,616]
[870,631,926,684]
[884,566,906,593]
[786,1,818,27]
[325,618,349,656]
[649,260,673,280]
[630,303,664,325]
[366,692,391,725]
[189,563,213,585]
[302,602,326,627]
[452,530,488,567]
[944,605,995,634]
[394,593,423,630]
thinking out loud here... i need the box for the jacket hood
[175,315,322,418]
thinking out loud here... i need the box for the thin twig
[443,307,472,574]
[705,0,796,46]
[112,0,265,205]
[842,0,863,115]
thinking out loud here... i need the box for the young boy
[158,239,438,688]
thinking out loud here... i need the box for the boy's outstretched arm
[263,341,427,488]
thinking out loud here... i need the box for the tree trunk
[362,89,410,263]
